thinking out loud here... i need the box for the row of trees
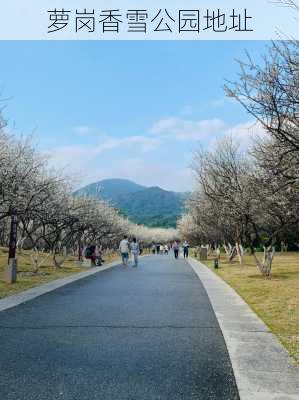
[0,120,178,281]
[179,40,299,276]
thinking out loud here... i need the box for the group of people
[119,235,141,267]
[83,244,104,266]
[118,236,191,268]
[151,241,190,259]
[151,243,169,255]
[173,241,190,259]
[84,238,190,269]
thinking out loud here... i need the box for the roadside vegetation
[179,40,299,277]
[0,247,122,299]
[179,38,299,363]
[0,246,85,299]
[197,251,299,364]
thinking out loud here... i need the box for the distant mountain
[116,186,187,227]
[74,179,146,202]
[74,179,188,228]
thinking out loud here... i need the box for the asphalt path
[0,255,240,400]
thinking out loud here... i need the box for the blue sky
[0,41,268,191]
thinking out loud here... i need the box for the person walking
[119,235,130,266]
[173,241,179,259]
[152,244,156,255]
[156,244,160,255]
[183,241,190,259]
[130,237,140,268]
[139,241,143,255]
[164,244,169,255]
[94,245,102,266]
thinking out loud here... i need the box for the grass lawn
[198,251,299,364]
[0,247,120,300]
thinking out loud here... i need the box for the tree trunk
[225,243,237,263]
[30,248,51,273]
[16,237,26,253]
[281,241,288,253]
[216,247,221,260]
[53,247,67,269]
[236,242,244,266]
[252,246,275,277]
[78,240,82,261]
[206,244,212,256]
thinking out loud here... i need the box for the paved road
[0,256,239,400]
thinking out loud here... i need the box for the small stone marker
[82,258,92,268]
[74,261,83,268]
[4,258,17,283]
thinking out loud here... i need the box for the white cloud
[225,121,266,147]
[149,117,227,141]
[45,134,160,179]
[73,126,92,135]
[44,145,91,176]
[46,143,193,192]
[149,116,267,148]
[50,134,159,159]
[88,158,193,192]
[46,118,267,192]
[95,135,159,153]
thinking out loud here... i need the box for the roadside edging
[0,260,121,313]
[188,257,299,400]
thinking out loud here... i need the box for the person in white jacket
[130,237,140,268]
[119,235,130,266]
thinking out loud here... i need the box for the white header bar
[0,0,298,40]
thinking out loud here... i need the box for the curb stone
[188,257,299,400]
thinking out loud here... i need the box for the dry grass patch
[201,252,299,364]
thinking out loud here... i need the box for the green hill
[74,178,145,202]
[74,179,188,228]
